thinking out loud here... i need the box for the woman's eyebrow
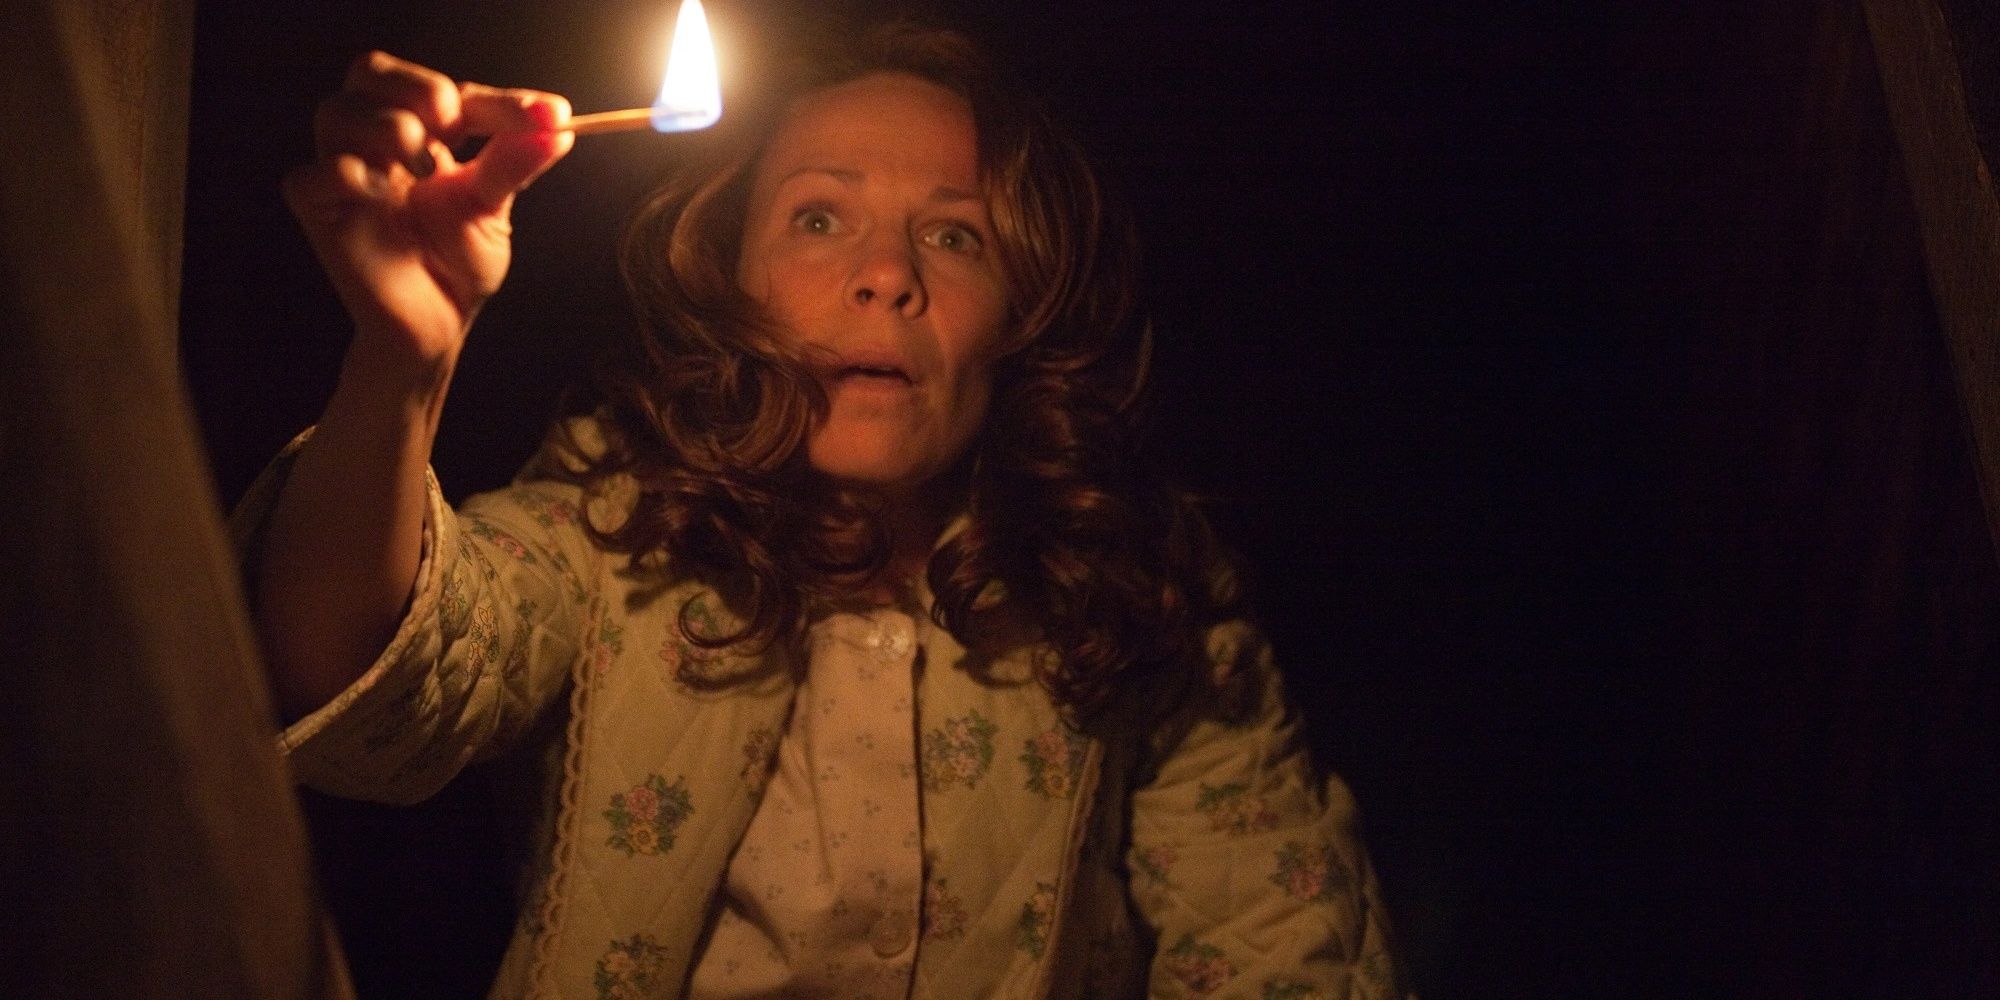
[930,185,981,205]
[777,166,862,187]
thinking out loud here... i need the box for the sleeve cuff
[228,427,459,763]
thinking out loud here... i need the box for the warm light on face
[651,0,721,132]
[735,74,1009,495]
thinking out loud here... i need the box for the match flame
[650,0,721,132]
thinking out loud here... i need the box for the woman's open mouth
[833,363,914,384]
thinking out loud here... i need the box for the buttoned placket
[826,603,925,997]
[686,596,928,1000]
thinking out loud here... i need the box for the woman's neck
[846,463,968,601]
[881,496,943,589]
[846,478,953,604]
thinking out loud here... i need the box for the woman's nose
[847,233,926,316]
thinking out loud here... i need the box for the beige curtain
[0,1,350,996]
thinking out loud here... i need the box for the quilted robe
[238,422,1404,1000]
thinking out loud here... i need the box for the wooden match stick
[565,108,657,135]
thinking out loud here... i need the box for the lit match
[563,0,721,136]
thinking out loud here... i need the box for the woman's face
[737,72,1010,497]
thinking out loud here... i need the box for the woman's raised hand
[259,55,572,715]
[284,52,573,368]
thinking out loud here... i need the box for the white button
[870,909,916,957]
[866,618,913,663]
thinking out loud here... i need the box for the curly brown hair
[565,20,1241,728]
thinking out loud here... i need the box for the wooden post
[1864,0,2000,559]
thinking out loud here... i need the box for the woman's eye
[924,223,983,255]
[790,207,841,235]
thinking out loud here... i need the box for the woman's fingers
[457,82,567,135]
[282,155,387,323]
[313,91,429,171]
[341,51,463,140]
[293,55,578,237]
[284,52,576,344]
[456,86,573,211]
[283,154,383,225]
[314,51,463,178]
[313,68,574,213]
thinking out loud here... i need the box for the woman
[246,20,1401,1000]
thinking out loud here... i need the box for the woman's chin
[808,453,929,497]
[806,434,937,495]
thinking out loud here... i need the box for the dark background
[181,1,2000,996]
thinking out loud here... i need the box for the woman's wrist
[333,325,460,424]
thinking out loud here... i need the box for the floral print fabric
[248,421,1406,1000]
[603,774,692,857]
[1014,882,1057,959]
[1020,727,1087,799]
[1124,623,1405,999]
[1162,934,1237,996]
[1271,840,1350,903]
[919,709,995,792]
[594,935,669,1000]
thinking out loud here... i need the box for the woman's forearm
[254,334,456,720]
